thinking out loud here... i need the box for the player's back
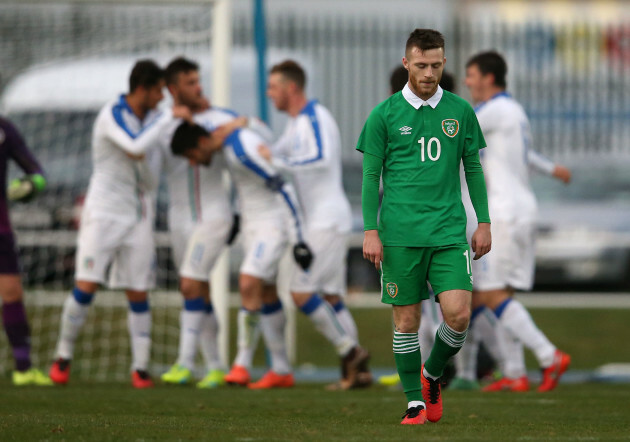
[476,94,537,221]
[84,96,159,223]
[158,108,235,229]
[223,128,287,223]
[274,101,351,233]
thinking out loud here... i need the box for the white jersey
[152,108,240,229]
[84,95,174,224]
[223,128,304,237]
[474,92,538,222]
[271,100,352,233]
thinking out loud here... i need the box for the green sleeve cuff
[462,152,490,224]
[361,152,383,231]
[29,174,47,192]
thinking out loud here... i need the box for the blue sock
[493,299,512,319]
[299,294,322,315]
[262,300,283,315]
[184,297,205,312]
[129,300,150,313]
[72,287,94,305]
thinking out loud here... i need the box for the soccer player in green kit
[357,29,492,425]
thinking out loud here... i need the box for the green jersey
[356,86,487,247]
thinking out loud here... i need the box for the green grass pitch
[1,307,629,440]
[1,383,629,440]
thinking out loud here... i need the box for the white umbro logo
[399,126,412,135]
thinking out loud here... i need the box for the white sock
[233,308,261,369]
[418,295,442,364]
[454,337,479,382]
[260,301,291,375]
[497,299,556,368]
[332,301,359,342]
[55,293,92,360]
[199,306,223,371]
[408,400,426,409]
[497,328,527,378]
[300,295,355,357]
[475,308,505,363]
[177,306,204,371]
[127,304,151,372]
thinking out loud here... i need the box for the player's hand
[293,242,314,271]
[258,144,272,161]
[552,165,572,184]
[363,230,383,270]
[226,214,240,245]
[172,105,193,123]
[471,222,491,260]
[7,174,46,203]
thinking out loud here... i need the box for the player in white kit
[156,57,274,388]
[261,60,371,389]
[49,60,190,388]
[456,51,572,392]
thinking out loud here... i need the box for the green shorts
[381,244,473,306]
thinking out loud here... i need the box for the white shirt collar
[402,84,443,109]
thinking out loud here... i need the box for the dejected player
[358,29,492,424]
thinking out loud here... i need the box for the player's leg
[381,245,427,424]
[423,244,473,422]
[51,214,119,384]
[197,288,226,389]
[0,266,52,386]
[225,272,262,386]
[249,284,294,389]
[161,277,208,384]
[112,217,156,388]
[450,297,483,390]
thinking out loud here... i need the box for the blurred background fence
[1,0,630,291]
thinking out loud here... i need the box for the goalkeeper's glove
[7,174,46,203]
[293,242,314,271]
[226,214,240,245]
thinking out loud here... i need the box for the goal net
[0,0,234,381]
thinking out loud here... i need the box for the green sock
[393,331,422,402]
[425,323,467,378]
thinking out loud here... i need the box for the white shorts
[240,220,288,282]
[75,211,156,291]
[171,219,231,281]
[290,228,347,295]
[472,220,536,292]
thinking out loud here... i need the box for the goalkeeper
[0,115,52,386]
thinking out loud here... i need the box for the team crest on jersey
[399,126,412,135]
[442,119,459,138]
[386,282,398,298]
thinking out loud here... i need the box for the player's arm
[269,118,331,172]
[231,131,313,269]
[5,120,47,202]
[526,149,571,184]
[105,105,191,157]
[463,108,491,260]
[356,109,386,270]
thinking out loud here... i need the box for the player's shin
[2,300,32,371]
[199,302,222,371]
[55,287,94,359]
[177,297,205,370]
[330,300,358,341]
[299,294,355,356]
[425,323,468,379]
[127,300,151,371]
[260,301,291,374]
[493,299,556,367]
[393,332,423,402]
[233,308,261,369]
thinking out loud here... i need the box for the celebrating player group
[2,25,571,426]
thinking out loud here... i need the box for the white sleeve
[476,107,498,135]
[105,109,175,156]
[527,148,555,176]
[246,117,274,144]
[271,118,331,172]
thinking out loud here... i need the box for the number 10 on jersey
[418,137,441,162]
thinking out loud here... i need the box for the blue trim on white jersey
[111,94,162,139]
[214,106,239,118]
[112,95,137,139]
[227,129,303,241]
[290,99,323,165]
[473,91,511,113]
